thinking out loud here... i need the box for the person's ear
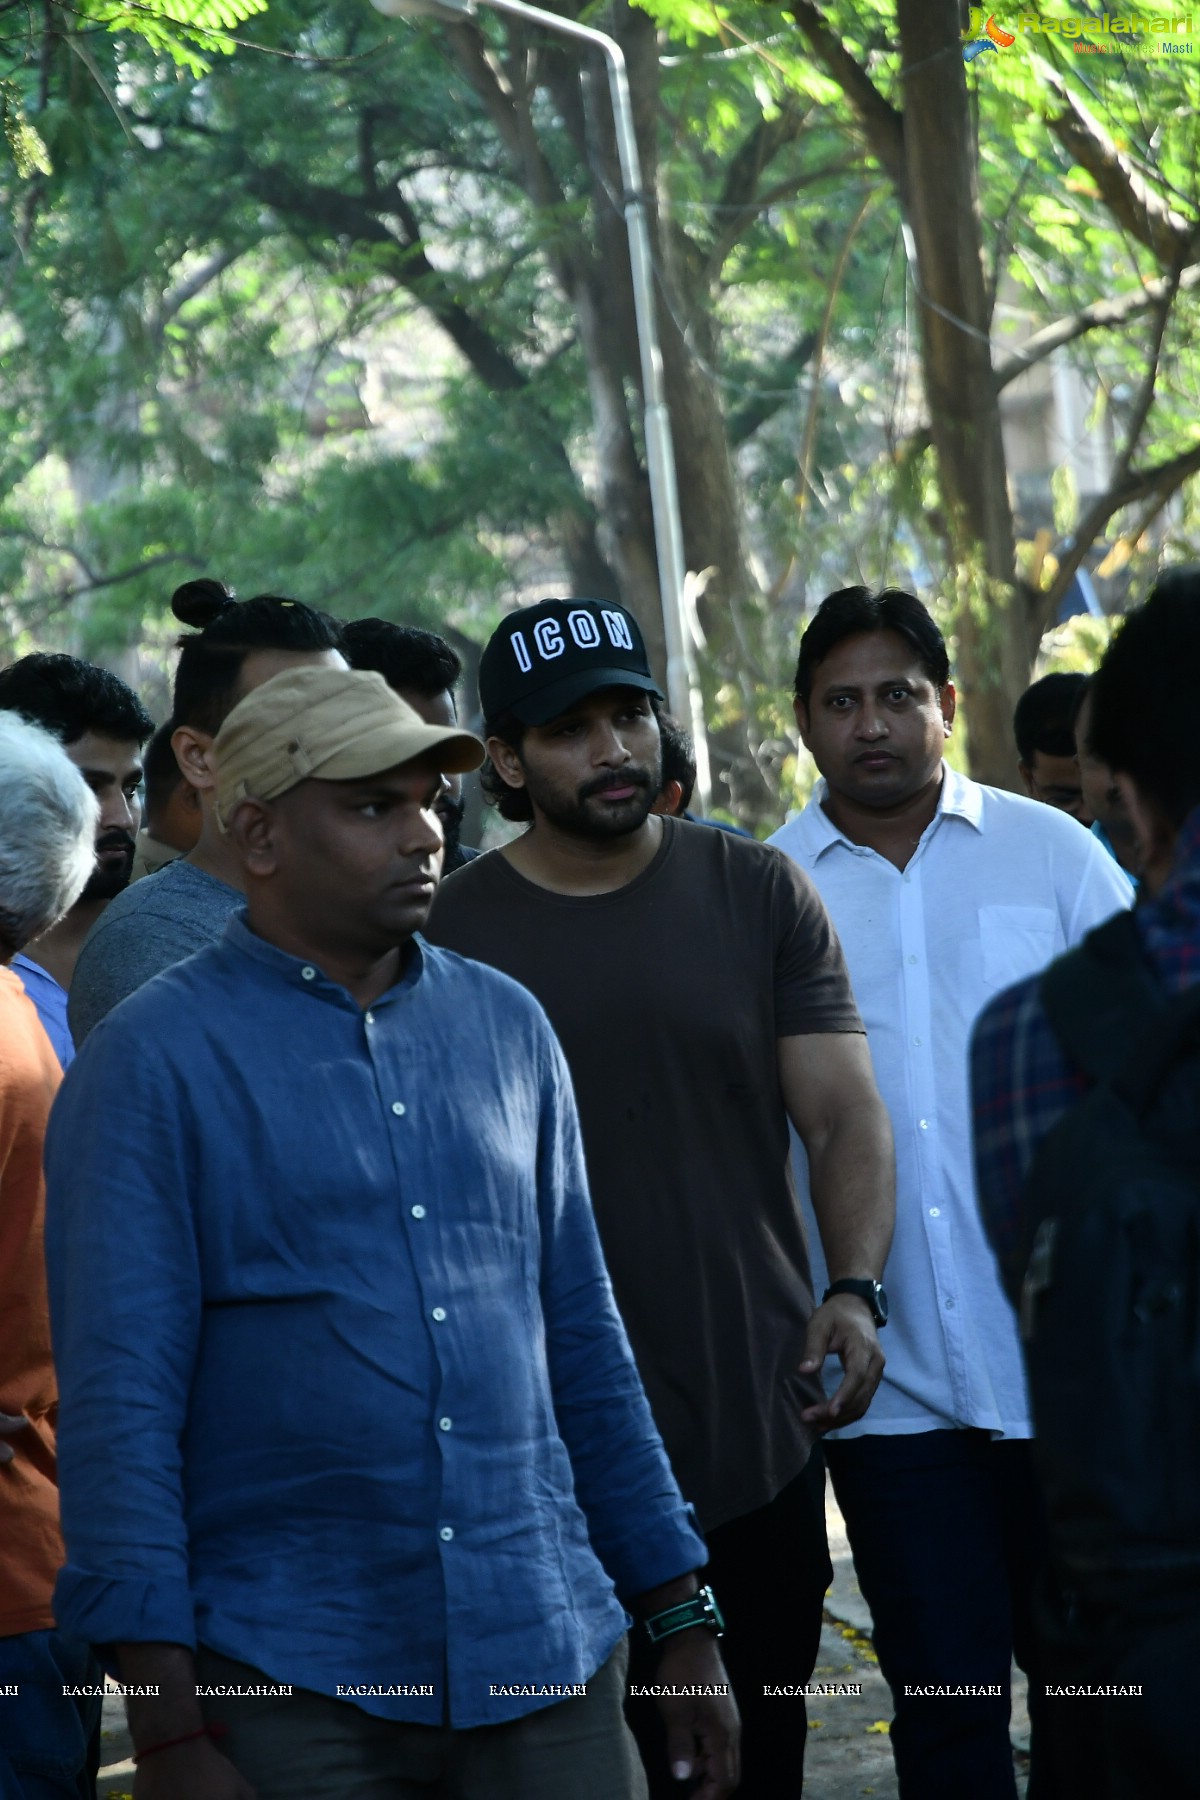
[792,695,812,750]
[651,779,685,818]
[227,798,279,877]
[940,681,957,737]
[172,724,217,794]
[486,736,527,793]
[1113,774,1174,886]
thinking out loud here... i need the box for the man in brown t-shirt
[426,598,895,1799]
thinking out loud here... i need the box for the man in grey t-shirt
[70,590,346,1042]
[70,860,241,1044]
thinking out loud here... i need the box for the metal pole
[380,0,712,808]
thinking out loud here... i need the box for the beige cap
[214,664,485,828]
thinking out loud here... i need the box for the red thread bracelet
[133,1721,229,1765]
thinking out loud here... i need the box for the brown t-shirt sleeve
[767,847,863,1038]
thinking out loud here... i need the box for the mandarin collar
[221,909,427,1011]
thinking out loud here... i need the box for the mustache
[96,830,137,854]
[579,768,652,800]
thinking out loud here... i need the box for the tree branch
[7,546,204,609]
[785,0,907,202]
[1041,440,1200,633]
[726,331,819,445]
[1045,73,1198,268]
[243,161,535,394]
[702,156,859,287]
[993,261,1200,391]
[156,247,246,333]
[1037,266,1180,631]
[712,101,807,224]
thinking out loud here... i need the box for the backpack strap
[1039,910,1164,1087]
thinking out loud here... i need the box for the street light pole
[369,0,711,808]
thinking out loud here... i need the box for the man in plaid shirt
[971,572,1200,1301]
[972,572,1200,1799]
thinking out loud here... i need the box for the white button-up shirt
[769,767,1134,1439]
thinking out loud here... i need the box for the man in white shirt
[769,587,1132,1800]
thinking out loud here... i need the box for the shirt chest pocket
[978,904,1061,992]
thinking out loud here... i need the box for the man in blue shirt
[45,664,735,1800]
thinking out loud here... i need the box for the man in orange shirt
[0,709,103,1797]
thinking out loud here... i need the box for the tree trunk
[896,0,1033,787]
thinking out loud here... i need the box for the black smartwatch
[823,1278,889,1328]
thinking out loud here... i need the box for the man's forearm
[631,1572,701,1616]
[117,1643,204,1753]
[807,1097,895,1279]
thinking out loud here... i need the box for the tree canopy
[2,0,1199,817]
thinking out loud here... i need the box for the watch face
[825,1278,888,1326]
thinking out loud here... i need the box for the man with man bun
[70,580,344,1042]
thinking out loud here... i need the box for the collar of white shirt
[787,763,984,863]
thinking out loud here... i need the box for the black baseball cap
[479,598,663,727]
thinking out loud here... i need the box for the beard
[525,758,661,840]
[435,792,465,863]
[80,830,136,902]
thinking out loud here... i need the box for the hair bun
[171,578,237,629]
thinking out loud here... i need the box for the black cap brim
[509,667,664,726]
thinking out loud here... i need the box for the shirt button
[431,1307,447,1322]
[301,966,316,981]
[945,1297,956,1310]
[392,1102,406,1116]
[929,1206,941,1217]
[439,1417,453,1432]
[365,1011,375,1025]
[908,954,918,965]
[919,1119,929,1131]
[440,1526,454,1542]
[913,1036,922,1047]
[411,1204,426,1220]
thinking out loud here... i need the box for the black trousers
[626,1449,832,1800]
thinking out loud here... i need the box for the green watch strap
[643,1583,725,1644]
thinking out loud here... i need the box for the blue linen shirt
[44,914,704,1726]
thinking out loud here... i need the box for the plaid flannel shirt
[971,805,1200,1304]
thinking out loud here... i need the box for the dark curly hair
[1089,567,1200,827]
[341,618,462,699]
[479,710,533,823]
[0,653,153,746]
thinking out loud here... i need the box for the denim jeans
[0,1629,102,1800]
[826,1430,1051,1800]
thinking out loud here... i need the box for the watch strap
[823,1277,887,1327]
[643,1583,725,1644]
